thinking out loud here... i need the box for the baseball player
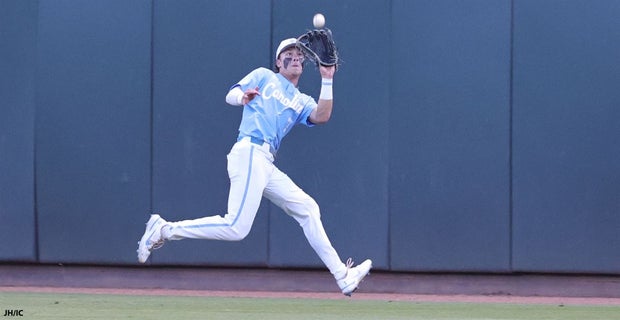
[137,38,372,296]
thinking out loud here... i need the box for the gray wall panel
[36,0,152,264]
[512,0,620,273]
[389,0,512,272]
[0,0,37,261]
[268,0,390,270]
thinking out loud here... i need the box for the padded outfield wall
[1,0,618,274]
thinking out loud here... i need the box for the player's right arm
[225,86,260,106]
[225,68,268,106]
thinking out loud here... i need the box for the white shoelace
[345,257,354,269]
[150,225,166,251]
[151,239,165,251]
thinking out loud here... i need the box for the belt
[241,136,277,156]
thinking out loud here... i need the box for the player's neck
[281,73,300,87]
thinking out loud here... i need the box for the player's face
[277,48,304,76]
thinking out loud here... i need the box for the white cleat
[337,258,373,296]
[137,214,166,263]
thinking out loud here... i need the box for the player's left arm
[309,65,335,124]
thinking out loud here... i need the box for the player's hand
[242,87,260,104]
[319,65,335,79]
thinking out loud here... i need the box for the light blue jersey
[232,67,317,153]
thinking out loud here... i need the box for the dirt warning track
[1,264,619,305]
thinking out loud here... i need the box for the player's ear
[274,59,281,72]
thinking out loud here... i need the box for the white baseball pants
[161,137,348,280]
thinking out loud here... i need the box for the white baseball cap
[275,38,298,59]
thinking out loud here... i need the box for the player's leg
[263,167,373,295]
[161,142,272,241]
[137,141,272,263]
[262,167,348,280]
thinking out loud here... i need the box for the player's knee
[308,199,320,218]
[300,198,321,220]
[228,226,251,241]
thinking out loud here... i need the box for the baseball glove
[297,28,339,67]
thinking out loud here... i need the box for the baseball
[313,13,325,29]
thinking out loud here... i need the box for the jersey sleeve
[232,67,270,92]
[298,95,318,127]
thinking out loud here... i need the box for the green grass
[1,292,618,320]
